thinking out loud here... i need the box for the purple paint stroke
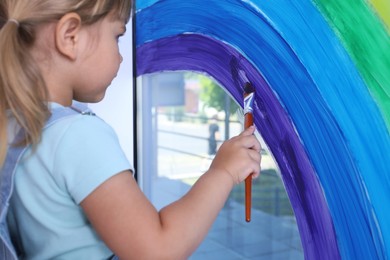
[136,34,340,259]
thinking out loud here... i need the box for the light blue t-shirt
[7,104,132,259]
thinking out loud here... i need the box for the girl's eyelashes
[117,24,126,42]
[116,33,125,42]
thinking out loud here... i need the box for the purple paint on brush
[137,33,340,259]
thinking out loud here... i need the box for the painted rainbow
[135,0,390,259]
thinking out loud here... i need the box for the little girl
[0,0,261,259]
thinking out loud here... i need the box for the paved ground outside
[152,177,304,260]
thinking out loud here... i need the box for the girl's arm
[81,126,261,260]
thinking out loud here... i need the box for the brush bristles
[244,82,254,94]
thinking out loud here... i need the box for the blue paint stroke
[137,33,340,259]
[135,0,390,258]
[135,0,159,11]
[245,0,390,257]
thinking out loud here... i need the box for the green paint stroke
[370,0,390,30]
[313,0,390,129]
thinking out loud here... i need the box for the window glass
[137,72,304,259]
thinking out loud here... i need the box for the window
[136,71,303,259]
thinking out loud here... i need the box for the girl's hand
[209,126,261,184]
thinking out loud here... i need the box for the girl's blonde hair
[0,0,132,164]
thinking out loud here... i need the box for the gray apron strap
[0,102,93,259]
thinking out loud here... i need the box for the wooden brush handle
[244,106,253,222]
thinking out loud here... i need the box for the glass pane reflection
[138,72,304,259]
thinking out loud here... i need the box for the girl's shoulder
[40,105,131,203]
[45,108,118,152]
[47,102,115,141]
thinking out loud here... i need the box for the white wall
[89,21,134,166]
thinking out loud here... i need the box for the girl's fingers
[248,148,261,180]
[249,150,261,166]
[249,149,261,164]
[240,125,256,136]
[238,126,261,152]
[243,134,261,152]
[252,171,260,179]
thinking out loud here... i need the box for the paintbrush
[237,69,255,222]
[243,81,255,222]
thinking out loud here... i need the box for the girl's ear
[55,13,82,60]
